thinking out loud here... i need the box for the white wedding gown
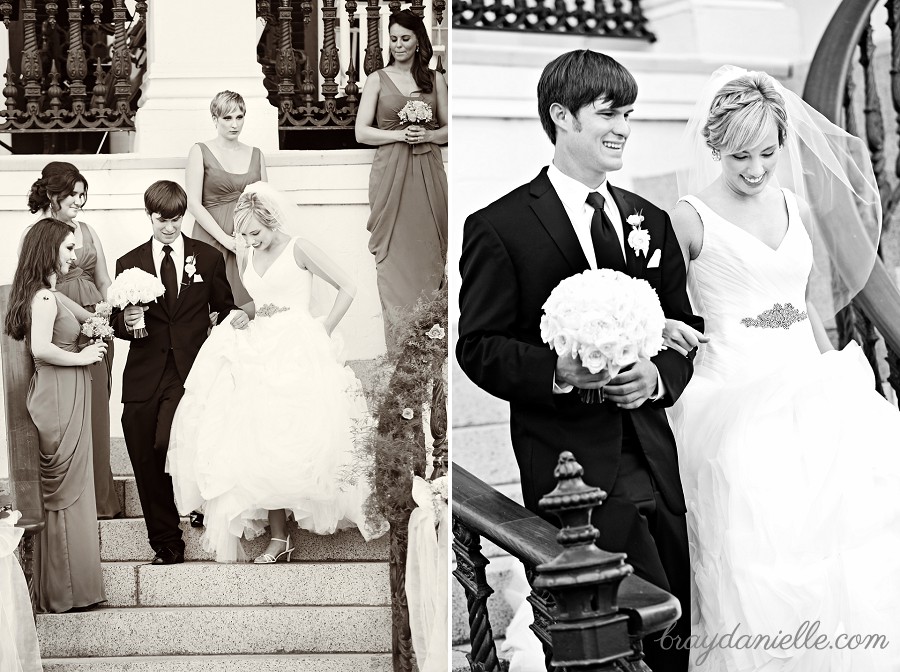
[168,238,387,562]
[668,190,900,671]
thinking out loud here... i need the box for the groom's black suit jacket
[112,235,237,402]
[457,167,703,517]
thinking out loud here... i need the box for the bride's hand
[229,310,250,330]
[662,319,708,357]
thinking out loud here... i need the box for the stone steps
[98,517,388,562]
[37,606,391,657]
[99,561,389,607]
[41,654,393,672]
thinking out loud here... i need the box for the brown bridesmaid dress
[28,293,105,613]
[366,70,448,344]
[56,222,120,519]
[192,142,263,307]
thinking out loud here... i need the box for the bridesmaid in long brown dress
[355,10,448,345]
[25,161,121,519]
[5,218,108,613]
[186,90,268,309]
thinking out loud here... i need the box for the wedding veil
[676,65,882,320]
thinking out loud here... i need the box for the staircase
[37,361,394,672]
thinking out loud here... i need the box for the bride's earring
[711,148,721,161]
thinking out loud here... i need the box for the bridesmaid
[186,90,268,309]
[355,9,448,345]
[4,218,108,613]
[26,161,121,520]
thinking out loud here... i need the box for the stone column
[134,0,278,155]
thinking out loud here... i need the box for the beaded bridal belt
[741,302,808,329]
[256,303,291,318]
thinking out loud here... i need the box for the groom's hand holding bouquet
[541,269,666,407]
[107,268,166,338]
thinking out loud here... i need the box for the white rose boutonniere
[626,210,650,257]
[184,255,197,277]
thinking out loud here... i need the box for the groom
[456,50,703,670]
[112,180,247,565]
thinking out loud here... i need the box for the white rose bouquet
[107,268,166,338]
[540,269,666,403]
[398,100,433,125]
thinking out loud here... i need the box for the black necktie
[586,191,626,272]
[161,244,178,313]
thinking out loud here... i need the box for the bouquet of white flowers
[398,100,433,125]
[540,269,666,403]
[107,269,166,338]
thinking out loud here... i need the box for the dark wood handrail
[803,0,900,359]
[453,463,680,640]
[0,284,45,609]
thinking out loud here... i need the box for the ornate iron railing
[0,285,45,613]
[453,457,680,671]
[804,0,900,398]
[256,0,447,137]
[452,0,654,40]
[0,0,147,151]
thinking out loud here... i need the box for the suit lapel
[171,235,194,319]
[134,238,172,318]
[608,183,644,277]
[529,168,589,274]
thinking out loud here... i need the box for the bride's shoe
[253,537,294,564]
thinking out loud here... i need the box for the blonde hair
[209,90,245,118]
[702,73,788,154]
[233,189,281,235]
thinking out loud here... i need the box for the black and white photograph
[450,1,900,670]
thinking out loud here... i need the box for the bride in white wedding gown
[167,182,387,563]
[667,68,900,670]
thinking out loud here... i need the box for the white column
[134,0,278,155]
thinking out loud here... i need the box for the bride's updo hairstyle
[702,73,789,155]
[27,161,88,215]
[233,186,283,236]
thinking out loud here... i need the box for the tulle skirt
[669,343,900,671]
[168,309,387,562]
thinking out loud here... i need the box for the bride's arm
[292,238,356,335]
[670,200,704,270]
[795,195,834,353]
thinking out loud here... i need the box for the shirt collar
[152,234,185,257]
[547,163,612,212]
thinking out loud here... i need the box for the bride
[666,67,900,670]
[167,182,387,563]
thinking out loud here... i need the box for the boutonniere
[182,254,203,285]
[626,210,650,257]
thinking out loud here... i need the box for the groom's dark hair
[538,50,638,144]
[144,180,187,220]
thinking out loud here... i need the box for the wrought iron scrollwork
[453,0,655,40]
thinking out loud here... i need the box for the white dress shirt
[152,235,185,298]
[545,164,664,400]
[547,163,627,266]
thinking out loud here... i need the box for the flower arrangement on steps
[362,282,448,672]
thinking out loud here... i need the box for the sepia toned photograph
[450,1,900,670]
[0,1,447,671]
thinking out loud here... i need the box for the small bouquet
[81,301,114,344]
[540,269,666,403]
[398,100,433,125]
[107,268,166,338]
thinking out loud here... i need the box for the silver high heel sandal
[253,537,294,564]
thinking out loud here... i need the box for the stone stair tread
[36,606,392,658]
[40,653,393,671]
[100,561,390,607]
[98,518,390,562]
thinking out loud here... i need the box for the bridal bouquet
[540,269,666,403]
[398,100,433,125]
[81,301,114,343]
[107,269,166,338]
